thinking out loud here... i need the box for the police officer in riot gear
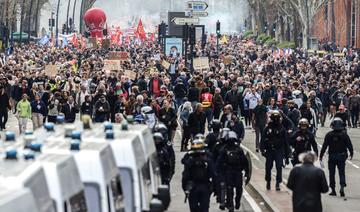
[153,123,176,181]
[205,119,222,152]
[320,118,354,197]
[290,118,319,165]
[260,110,290,191]
[153,132,175,185]
[211,127,230,205]
[216,131,250,211]
[182,139,215,212]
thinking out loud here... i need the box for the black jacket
[158,107,177,130]
[187,86,200,102]
[320,130,354,159]
[188,111,206,136]
[287,163,329,212]
[61,102,79,123]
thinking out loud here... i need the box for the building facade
[312,0,360,48]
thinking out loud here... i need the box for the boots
[266,181,271,190]
[329,187,337,196]
[340,186,345,197]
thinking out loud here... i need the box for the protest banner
[103,60,121,71]
[109,51,129,60]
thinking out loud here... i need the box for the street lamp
[216,20,220,52]
[55,0,61,47]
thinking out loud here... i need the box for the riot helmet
[154,123,169,141]
[141,106,156,128]
[191,139,205,151]
[269,110,282,124]
[211,119,222,133]
[226,131,238,144]
[153,132,165,146]
[298,118,309,130]
[331,117,345,131]
[194,133,205,142]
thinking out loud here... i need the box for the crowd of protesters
[0,34,359,139]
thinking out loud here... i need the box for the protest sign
[124,70,137,80]
[109,51,129,60]
[193,57,209,70]
[44,65,57,77]
[103,60,121,71]
[161,60,170,70]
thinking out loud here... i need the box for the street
[3,112,359,211]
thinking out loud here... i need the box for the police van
[37,153,87,212]
[0,187,40,212]
[0,153,55,212]
[53,121,164,212]
[94,123,170,209]
[39,132,125,212]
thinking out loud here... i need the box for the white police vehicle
[0,187,40,212]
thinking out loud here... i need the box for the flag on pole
[136,19,147,41]
[39,35,50,45]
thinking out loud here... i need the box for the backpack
[189,155,209,181]
[225,146,244,168]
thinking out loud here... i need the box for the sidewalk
[248,165,292,212]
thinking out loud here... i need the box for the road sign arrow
[187,1,208,11]
[191,11,208,17]
[171,17,200,25]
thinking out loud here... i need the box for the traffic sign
[190,11,208,17]
[172,17,200,25]
[187,1,208,11]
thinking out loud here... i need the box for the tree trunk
[302,24,309,49]
[331,0,336,43]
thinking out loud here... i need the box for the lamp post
[19,0,26,44]
[27,0,34,42]
[72,0,77,32]
[66,0,71,34]
[55,0,61,47]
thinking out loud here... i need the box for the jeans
[255,125,265,149]
[204,107,213,130]
[0,111,8,130]
[18,117,28,134]
[328,153,347,188]
[265,149,283,183]
[350,109,359,127]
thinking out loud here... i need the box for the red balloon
[84,7,107,37]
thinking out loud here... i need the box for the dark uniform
[260,110,290,190]
[205,119,222,152]
[320,118,354,197]
[216,131,249,211]
[153,132,175,185]
[290,118,319,165]
[182,140,215,212]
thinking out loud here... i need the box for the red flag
[72,34,78,47]
[136,19,147,41]
[149,33,155,42]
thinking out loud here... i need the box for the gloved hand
[350,155,353,160]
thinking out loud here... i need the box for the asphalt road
[1,113,259,212]
[241,120,360,212]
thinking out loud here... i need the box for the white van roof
[37,153,84,200]
[0,187,40,212]
[0,159,54,212]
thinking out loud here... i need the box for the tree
[288,0,328,48]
